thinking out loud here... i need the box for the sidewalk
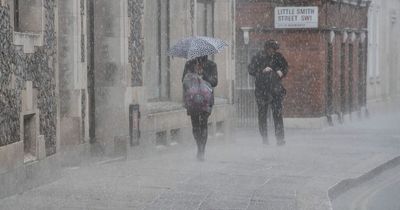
[0,112,399,210]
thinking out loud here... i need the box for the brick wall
[236,0,368,118]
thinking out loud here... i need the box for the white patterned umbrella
[168,36,228,60]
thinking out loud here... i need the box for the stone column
[214,0,235,102]
[93,0,130,155]
[58,0,87,148]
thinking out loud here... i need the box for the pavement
[0,111,399,210]
[332,163,400,210]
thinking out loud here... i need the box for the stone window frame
[146,0,171,102]
[196,0,214,37]
[20,81,46,163]
[156,0,170,101]
[9,0,45,53]
[196,0,215,60]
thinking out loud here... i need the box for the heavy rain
[0,0,399,210]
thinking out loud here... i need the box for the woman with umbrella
[182,55,217,161]
[169,36,227,161]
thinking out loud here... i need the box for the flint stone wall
[0,0,57,156]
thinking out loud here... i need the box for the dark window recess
[153,0,170,100]
[13,0,42,33]
[23,113,36,162]
[14,0,19,31]
[156,131,167,146]
[129,104,140,146]
[170,128,180,142]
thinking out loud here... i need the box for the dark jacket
[248,52,288,99]
[182,59,218,109]
[182,59,218,88]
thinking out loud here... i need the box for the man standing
[248,40,288,145]
[182,55,218,161]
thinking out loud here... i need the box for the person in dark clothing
[248,40,288,145]
[182,55,218,161]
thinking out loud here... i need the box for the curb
[328,155,400,202]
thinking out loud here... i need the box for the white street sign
[275,7,318,29]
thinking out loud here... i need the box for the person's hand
[198,67,203,75]
[195,63,204,75]
[263,67,272,73]
[277,70,283,78]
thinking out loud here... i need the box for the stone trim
[330,0,370,7]
[13,32,43,53]
[284,117,330,129]
[128,0,144,87]
[146,97,229,115]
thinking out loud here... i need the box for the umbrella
[168,36,228,60]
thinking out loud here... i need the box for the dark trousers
[190,112,210,155]
[256,96,284,142]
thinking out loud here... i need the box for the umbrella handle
[194,63,204,75]
[197,67,203,75]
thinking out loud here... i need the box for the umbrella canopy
[168,36,228,60]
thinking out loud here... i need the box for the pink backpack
[183,73,213,113]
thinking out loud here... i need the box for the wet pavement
[332,162,400,210]
[0,112,399,210]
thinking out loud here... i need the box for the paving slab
[0,112,399,210]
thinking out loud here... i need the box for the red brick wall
[279,31,326,117]
[236,0,368,118]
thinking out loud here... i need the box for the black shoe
[262,136,269,145]
[197,152,205,162]
[277,140,286,146]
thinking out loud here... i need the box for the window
[147,0,170,101]
[197,0,214,37]
[157,0,170,100]
[13,0,42,33]
[23,113,37,163]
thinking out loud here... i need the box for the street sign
[275,7,318,29]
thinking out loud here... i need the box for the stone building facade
[0,0,235,198]
[88,0,235,155]
[0,0,60,199]
[236,0,369,128]
[367,0,400,108]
